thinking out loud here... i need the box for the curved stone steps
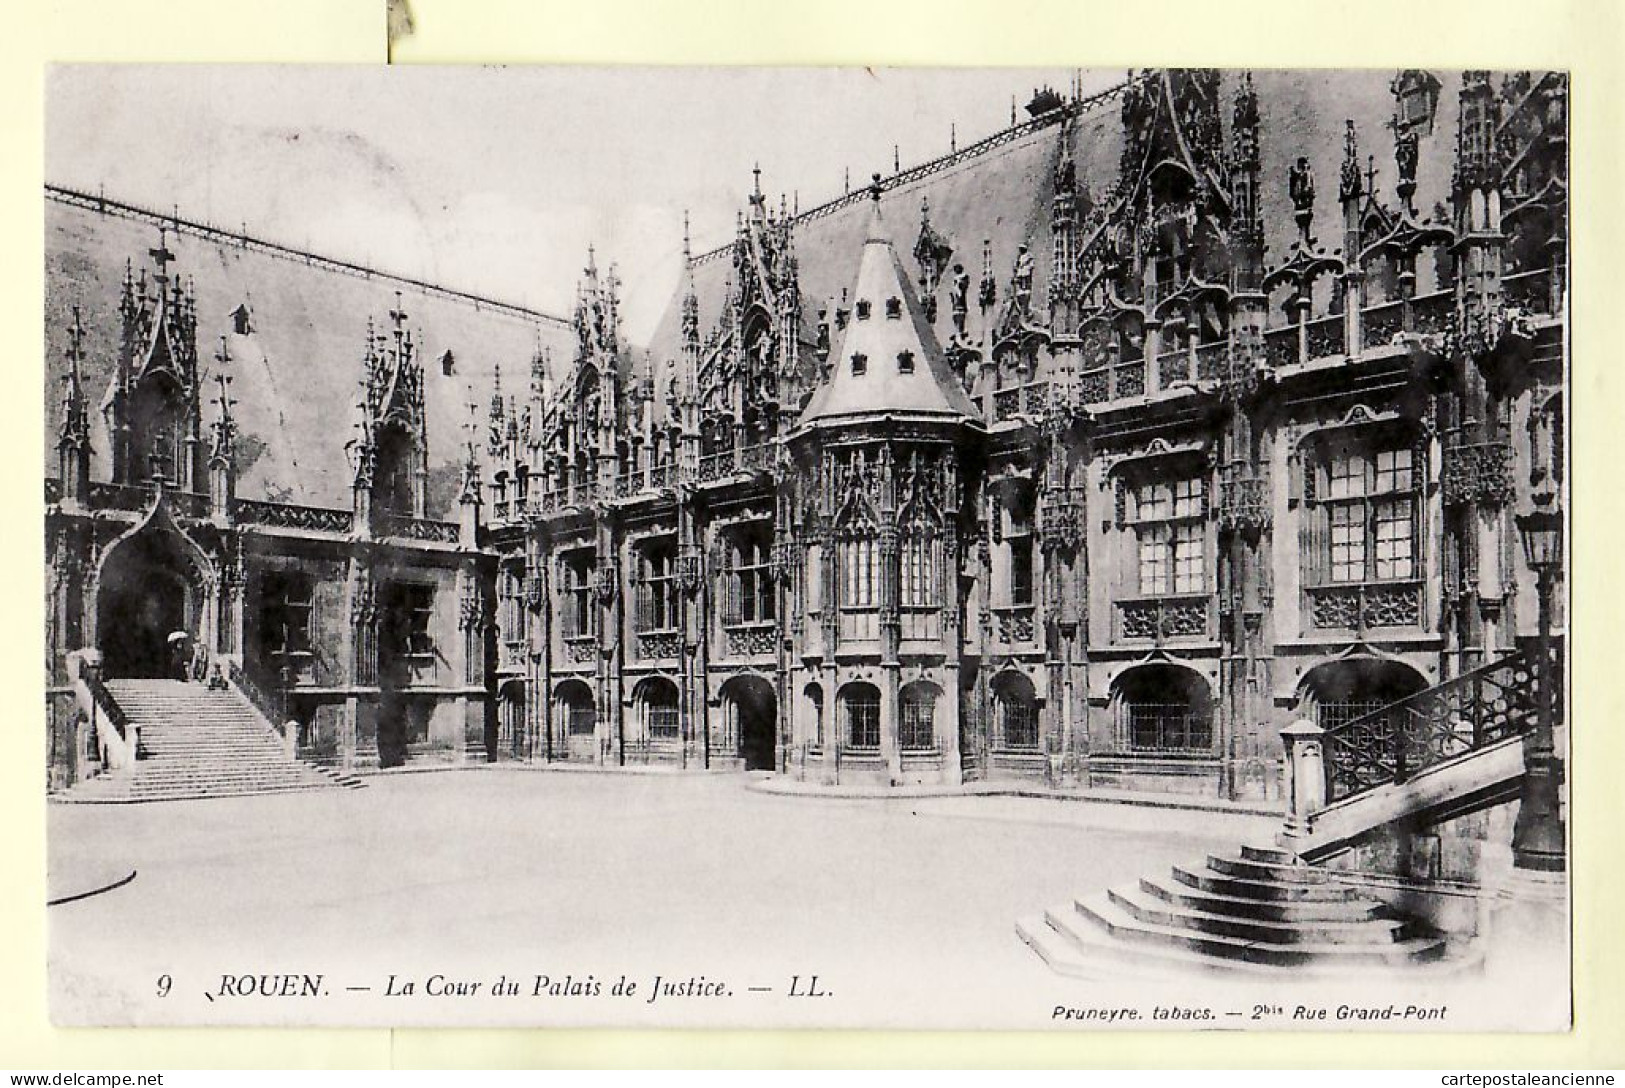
[1104,886,1419,946]
[1137,876,1385,923]
[1075,891,1445,968]
[1020,846,1463,979]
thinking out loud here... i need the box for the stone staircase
[1017,844,1456,978]
[53,679,363,803]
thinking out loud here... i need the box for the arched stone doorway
[723,674,777,771]
[93,514,211,679]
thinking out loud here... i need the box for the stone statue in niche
[950,263,970,336]
[1011,244,1034,315]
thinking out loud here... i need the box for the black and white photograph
[40,65,1571,1031]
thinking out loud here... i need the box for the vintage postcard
[42,64,1570,1030]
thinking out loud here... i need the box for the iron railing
[1322,648,1555,804]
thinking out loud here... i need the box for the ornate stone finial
[979,239,997,311]
[59,306,91,450]
[893,144,900,173]
[950,121,957,154]
[1339,120,1363,203]
[208,372,236,466]
[869,172,883,204]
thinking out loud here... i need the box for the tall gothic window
[1132,476,1206,595]
[1308,440,1418,585]
[259,571,314,675]
[1005,499,1035,606]
[497,565,525,650]
[900,534,937,608]
[560,549,596,640]
[634,538,679,633]
[381,582,435,679]
[724,524,775,625]
[374,424,417,518]
[840,537,879,609]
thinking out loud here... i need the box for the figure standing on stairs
[168,630,191,682]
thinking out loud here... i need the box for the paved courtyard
[49,770,1274,1029]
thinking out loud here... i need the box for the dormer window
[855,299,872,321]
[897,350,915,374]
[851,352,868,376]
[441,350,456,377]
[230,303,253,336]
[885,297,902,320]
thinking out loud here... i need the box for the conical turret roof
[797,188,978,428]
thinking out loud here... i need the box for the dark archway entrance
[725,675,777,771]
[96,528,200,679]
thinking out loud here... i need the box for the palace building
[45,69,1568,810]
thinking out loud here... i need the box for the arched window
[1113,664,1213,754]
[1300,657,1427,733]
[840,682,881,751]
[555,680,596,737]
[634,677,680,742]
[992,672,1038,751]
[899,682,939,752]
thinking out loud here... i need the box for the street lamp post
[1512,494,1564,874]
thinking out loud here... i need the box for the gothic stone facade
[45,69,1568,804]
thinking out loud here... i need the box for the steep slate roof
[44,71,1474,514]
[798,194,977,427]
[45,191,580,518]
[643,91,1123,376]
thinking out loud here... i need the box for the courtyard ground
[47,769,1279,1029]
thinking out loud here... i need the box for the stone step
[51,781,342,804]
[1138,876,1383,923]
[59,681,356,803]
[1104,886,1416,947]
[1170,864,1363,902]
[1071,892,1447,969]
[1206,853,1331,884]
[1017,912,1289,981]
[1239,843,1301,865]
